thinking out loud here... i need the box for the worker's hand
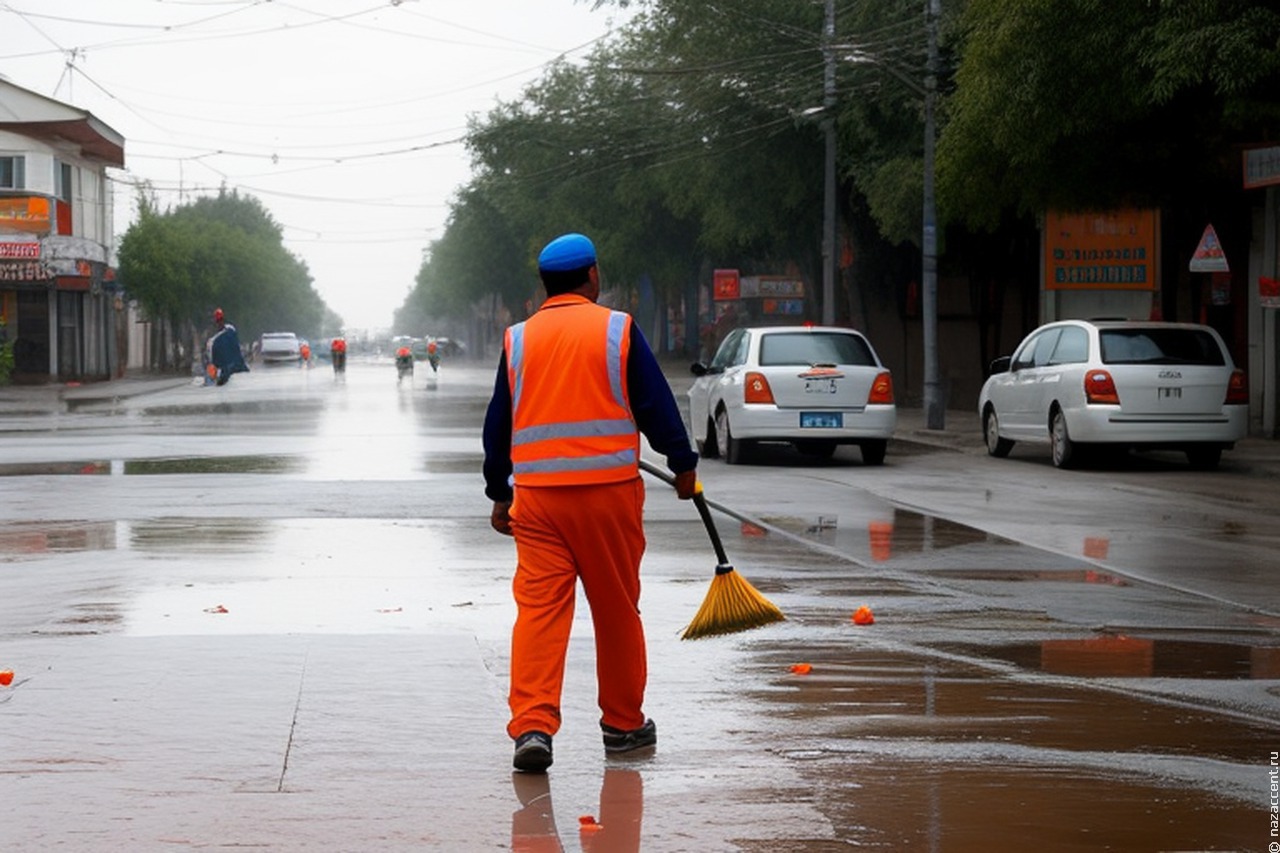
[490,501,514,536]
[674,469,698,500]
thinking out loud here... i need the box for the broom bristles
[681,565,785,640]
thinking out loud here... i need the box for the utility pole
[922,0,943,428]
[821,0,837,326]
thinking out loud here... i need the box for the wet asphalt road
[0,358,1277,852]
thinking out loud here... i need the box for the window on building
[56,161,73,203]
[0,155,25,189]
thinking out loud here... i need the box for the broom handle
[638,459,731,568]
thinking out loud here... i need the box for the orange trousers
[507,478,648,739]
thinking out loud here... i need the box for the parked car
[689,325,896,465]
[978,319,1248,469]
[258,332,302,365]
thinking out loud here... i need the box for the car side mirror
[988,356,1012,376]
[690,362,709,377]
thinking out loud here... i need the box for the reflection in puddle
[927,568,1130,586]
[124,455,305,475]
[763,507,1011,563]
[749,644,1268,849]
[0,520,117,555]
[511,769,643,852]
[422,454,485,475]
[955,637,1280,679]
[0,461,109,476]
[128,518,274,553]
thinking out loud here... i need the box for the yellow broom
[639,460,785,640]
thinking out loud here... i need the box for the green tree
[119,186,332,362]
[938,0,1280,227]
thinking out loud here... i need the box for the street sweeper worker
[482,231,699,774]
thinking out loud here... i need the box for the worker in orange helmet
[426,338,440,373]
[330,336,347,376]
[482,232,698,774]
[395,344,413,383]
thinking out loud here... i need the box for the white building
[0,77,125,383]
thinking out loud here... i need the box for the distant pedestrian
[482,232,698,773]
[207,308,249,386]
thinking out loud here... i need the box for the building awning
[0,79,125,167]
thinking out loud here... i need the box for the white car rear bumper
[730,404,897,442]
[1067,406,1248,445]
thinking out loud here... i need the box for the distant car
[689,325,896,465]
[258,332,302,365]
[978,319,1248,469]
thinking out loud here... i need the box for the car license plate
[800,412,842,428]
[1158,387,1182,399]
[804,378,837,394]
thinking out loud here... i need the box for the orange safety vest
[505,294,639,487]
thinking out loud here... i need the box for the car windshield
[1099,328,1225,366]
[759,332,876,367]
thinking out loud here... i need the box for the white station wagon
[689,325,896,465]
[978,319,1248,469]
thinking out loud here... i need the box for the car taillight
[1084,370,1119,404]
[743,371,774,404]
[1225,369,1248,405]
[867,371,894,404]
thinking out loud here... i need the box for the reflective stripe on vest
[505,300,638,485]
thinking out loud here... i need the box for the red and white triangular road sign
[1189,224,1229,272]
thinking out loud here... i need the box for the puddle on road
[0,520,117,555]
[0,461,110,476]
[123,455,305,475]
[140,400,325,419]
[950,637,1280,679]
[762,507,1013,565]
[128,517,275,552]
[739,644,1270,850]
[422,454,485,474]
[770,761,1258,852]
[927,567,1131,586]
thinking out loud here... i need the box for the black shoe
[601,718,657,754]
[513,731,553,773]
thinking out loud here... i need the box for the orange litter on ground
[0,670,13,686]
[789,663,813,675]
[852,605,875,625]
[578,816,602,832]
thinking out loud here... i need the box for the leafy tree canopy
[119,186,333,342]
[939,0,1280,228]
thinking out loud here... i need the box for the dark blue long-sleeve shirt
[482,318,698,502]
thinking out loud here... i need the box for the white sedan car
[978,319,1248,469]
[688,325,896,465]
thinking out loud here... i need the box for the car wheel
[700,417,720,459]
[1050,408,1076,469]
[714,408,745,465]
[1186,446,1222,470]
[860,440,887,466]
[983,407,1014,458]
[795,440,836,459]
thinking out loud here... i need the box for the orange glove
[674,469,698,500]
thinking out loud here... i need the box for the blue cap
[537,233,596,272]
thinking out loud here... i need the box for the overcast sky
[1,0,631,331]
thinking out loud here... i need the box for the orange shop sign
[0,197,52,235]
[1044,208,1158,290]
